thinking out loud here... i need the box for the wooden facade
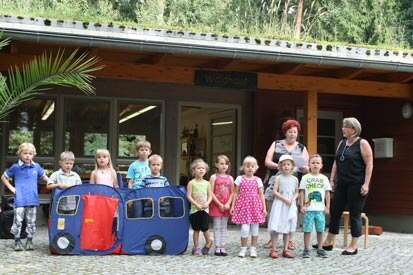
[1,16,413,231]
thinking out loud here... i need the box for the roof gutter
[1,22,413,73]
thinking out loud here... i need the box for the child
[90,149,119,188]
[0,142,49,251]
[47,151,82,214]
[127,140,151,189]
[267,154,299,259]
[127,140,151,218]
[209,155,234,256]
[299,154,331,258]
[141,154,170,217]
[230,156,266,258]
[186,158,213,256]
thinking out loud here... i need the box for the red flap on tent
[80,194,118,250]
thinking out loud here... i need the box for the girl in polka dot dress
[230,156,267,258]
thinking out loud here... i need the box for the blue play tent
[48,184,189,255]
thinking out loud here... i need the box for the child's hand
[196,204,203,211]
[300,207,305,214]
[218,204,225,212]
[262,209,267,217]
[230,207,234,215]
[59,183,69,190]
[224,203,231,210]
[284,198,292,205]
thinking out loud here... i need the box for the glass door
[209,110,237,176]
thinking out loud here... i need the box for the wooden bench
[336,211,369,249]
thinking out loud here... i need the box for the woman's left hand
[360,183,369,196]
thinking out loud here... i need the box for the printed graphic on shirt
[299,174,332,212]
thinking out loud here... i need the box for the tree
[294,0,304,38]
[0,35,104,121]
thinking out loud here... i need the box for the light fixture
[41,101,55,121]
[119,106,157,124]
[401,102,412,119]
[212,121,233,126]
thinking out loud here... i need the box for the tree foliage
[1,0,412,48]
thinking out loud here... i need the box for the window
[56,195,80,215]
[118,102,161,158]
[126,198,152,219]
[7,99,55,156]
[64,100,109,157]
[160,197,185,218]
[297,110,342,173]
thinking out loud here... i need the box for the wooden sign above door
[195,70,257,90]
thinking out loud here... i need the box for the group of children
[1,141,331,259]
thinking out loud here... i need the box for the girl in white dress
[267,154,298,259]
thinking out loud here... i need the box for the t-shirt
[48,169,82,211]
[4,160,45,207]
[299,173,331,212]
[126,160,150,189]
[142,175,170,187]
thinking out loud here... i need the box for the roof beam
[0,52,411,99]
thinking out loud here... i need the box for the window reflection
[64,100,109,157]
[7,99,55,156]
[118,103,161,158]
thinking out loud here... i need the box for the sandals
[282,250,294,258]
[264,240,273,249]
[288,240,296,250]
[269,249,279,259]
[201,242,213,255]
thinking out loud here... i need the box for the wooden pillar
[304,90,318,154]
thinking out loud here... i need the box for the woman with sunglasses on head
[318,117,373,255]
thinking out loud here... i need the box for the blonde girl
[186,159,213,256]
[90,149,119,188]
[209,155,235,256]
[230,156,266,258]
[267,155,299,259]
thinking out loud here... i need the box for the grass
[0,7,411,54]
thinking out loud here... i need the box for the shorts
[302,211,325,233]
[189,210,209,232]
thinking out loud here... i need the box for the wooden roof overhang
[1,15,413,152]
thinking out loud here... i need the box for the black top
[335,138,366,185]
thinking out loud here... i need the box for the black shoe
[312,244,333,251]
[342,249,358,255]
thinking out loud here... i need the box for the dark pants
[329,183,367,238]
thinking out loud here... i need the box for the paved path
[0,225,412,274]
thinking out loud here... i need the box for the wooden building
[1,15,413,232]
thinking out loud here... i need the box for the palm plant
[0,34,104,121]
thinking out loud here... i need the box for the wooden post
[304,90,318,154]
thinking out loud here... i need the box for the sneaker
[26,240,34,251]
[192,247,202,256]
[201,244,212,255]
[250,247,257,258]
[220,247,228,257]
[302,249,311,258]
[214,247,221,256]
[14,242,23,252]
[317,249,328,258]
[238,248,247,258]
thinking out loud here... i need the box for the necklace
[340,143,351,161]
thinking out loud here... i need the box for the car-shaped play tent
[48,184,189,255]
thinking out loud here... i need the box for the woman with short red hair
[263,119,309,251]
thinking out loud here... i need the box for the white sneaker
[238,248,247,258]
[250,247,257,258]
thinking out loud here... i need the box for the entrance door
[179,106,237,185]
[209,110,237,176]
